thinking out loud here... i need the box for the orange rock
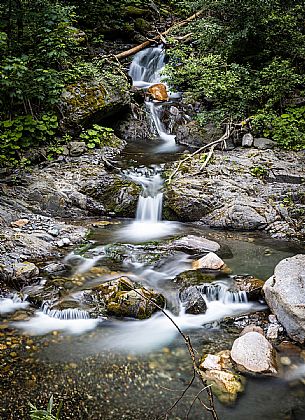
[11,219,29,228]
[147,83,169,101]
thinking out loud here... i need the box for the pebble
[56,237,72,247]
[280,356,291,366]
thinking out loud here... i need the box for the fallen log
[115,10,203,60]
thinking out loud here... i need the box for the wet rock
[200,350,245,404]
[232,275,265,301]
[92,277,165,319]
[263,255,305,343]
[170,235,220,254]
[147,83,168,101]
[242,133,254,147]
[179,286,207,314]
[192,252,224,270]
[173,270,218,288]
[231,331,278,375]
[12,262,39,284]
[42,263,70,278]
[11,219,29,228]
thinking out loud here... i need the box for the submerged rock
[231,331,278,375]
[263,254,305,343]
[180,286,207,314]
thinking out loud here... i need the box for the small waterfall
[129,46,176,148]
[197,282,248,304]
[0,293,29,315]
[41,302,90,320]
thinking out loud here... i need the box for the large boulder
[263,255,305,343]
[59,66,130,130]
[231,331,278,375]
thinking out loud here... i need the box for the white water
[129,46,177,150]
[0,294,29,315]
[117,166,178,242]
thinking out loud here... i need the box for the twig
[186,385,213,419]
[123,284,219,420]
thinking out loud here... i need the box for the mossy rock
[173,269,222,288]
[123,6,149,16]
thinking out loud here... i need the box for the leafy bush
[80,124,115,148]
[0,114,59,166]
[252,106,305,150]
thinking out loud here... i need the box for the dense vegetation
[1,0,305,166]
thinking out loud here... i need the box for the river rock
[200,350,245,404]
[263,255,305,343]
[232,275,265,301]
[192,252,224,270]
[92,277,165,319]
[173,269,219,288]
[13,262,39,283]
[170,235,220,254]
[231,331,278,375]
[179,286,207,314]
[147,83,168,101]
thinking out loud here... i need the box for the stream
[1,46,305,420]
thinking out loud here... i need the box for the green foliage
[0,114,58,166]
[252,106,305,150]
[250,166,268,179]
[80,124,114,149]
[29,395,62,420]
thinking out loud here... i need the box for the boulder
[59,67,130,130]
[173,269,219,288]
[231,331,277,375]
[263,255,305,343]
[12,262,39,284]
[200,350,245,405]
[254,138,276,150]
[175,121,223,148]
[147,83,169,101]
[170,235,220,254]
[92,277,165,319]
[180,286,207,314]
[192,252,224,270]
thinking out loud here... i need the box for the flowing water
[1,47,305,419]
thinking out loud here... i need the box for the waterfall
[42,302,90,320]
[197,282,248,304]
[129,46,176,148]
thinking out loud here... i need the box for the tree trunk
[115,10,203,60]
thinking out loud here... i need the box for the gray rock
[56,237,72,247]
[176,121,223,148]
[170,235,220,254]
[231,331,277,375]
[69,141,87,156]
[254,138,276,150]
[263,254,305,343]
[192,252,224,270]
[180,286,207,314]
[242,133,254,147]
[12,262,39,283]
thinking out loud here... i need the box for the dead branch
[114,10,203,59]
[124,285,219,420]
[167,124,233,185]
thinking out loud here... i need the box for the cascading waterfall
[41,302,90,320]
[129,46,177,148]
[198,282,248,304]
